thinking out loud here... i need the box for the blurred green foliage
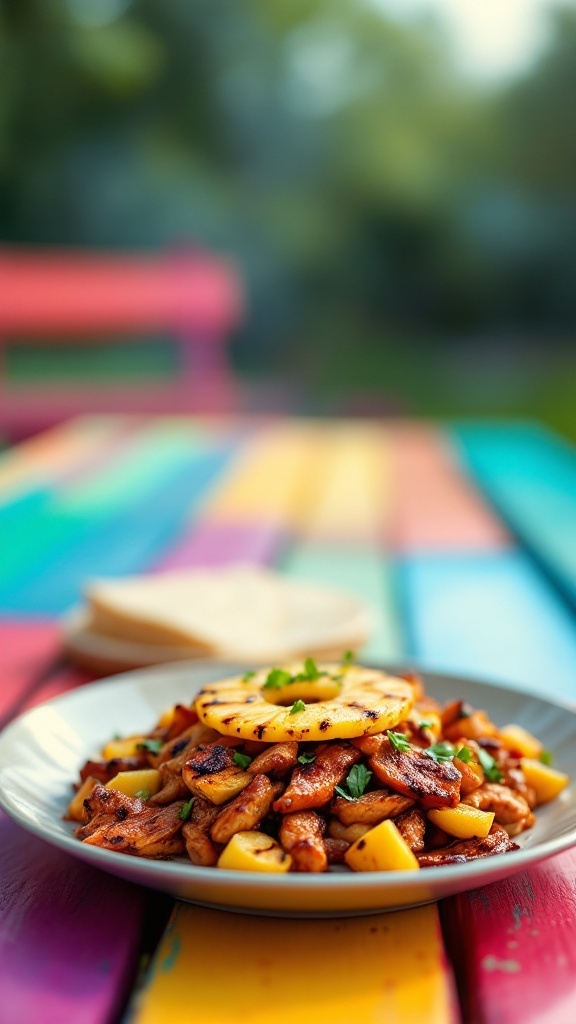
[1,0,576,431]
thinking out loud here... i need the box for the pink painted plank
[0,619,62,725]
[155,519,285,570]
[387,424,510,552]
[0,809,147,1024]
[442,849,576,1023]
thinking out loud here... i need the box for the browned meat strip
[279,811,327,872]
[182,796,221,866]
[394,806,426,852]
[211,774,275,845]
[165,704,199,740]
[369,739,461,810]
[332,789,413,826]
[417,824,519,867]
[273,743,361,814]
[75,785,185,858]
[150,775,190,805]
[463,783,536,836]
[147,723,221,768]
[324,836,350,864]
[247,742,298,778]
[79,755,146,784]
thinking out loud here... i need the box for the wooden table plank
[156,519,286,570]
[453,423,576,606]
[442,848,576,1024]
[0,619,63,726]
[400,551,576,700]
[134,904,458,1024]
[388,424,510,552]
[0,810,147,1024]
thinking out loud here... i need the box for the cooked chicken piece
[324,836,350,864]
[332,789,413,827]
[463,783,536,836]
[441,699,475,730]
[453,756,484,797]
[417,823,519,867]
[394,807,426,852]
[150,775,190,805]
[351,734,386,757]
[165,704,200,740]
[443,707,498,743]
[247,742,298,778]
[328,818,370,843]
[148,723,221,768]
[494,752,537,809]
[273,743,361,814]
[182,796,221,866]
[76,785,185,858]
[79,755,147,785]
[211,774,276,845]
[369,739,461,810]
[182,743,251,805]
[279,811,327,872]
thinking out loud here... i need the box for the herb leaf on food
[179,798,195,821]
[135,789,150,800]
[335,764,372,801]
[136,738,163,755]
[263,668,293,690]
[539,750,553,766]
[424,742,457,764]
[387,730,412,753]
[290,699,306,715]
[298,751,316,765]
[477,747,504,782]
[233,751,252,769]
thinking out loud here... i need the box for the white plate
[1,661,575,917]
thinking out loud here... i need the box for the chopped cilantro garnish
[477,747,504,783]
[179,798,195,821]
[303,657,320,679]
[424,742,458,764]
[290,699,306,715]
[387,730,412,753]
[233,751,253,769]
[454,745,474,763]
[136,738,163,755]
[419,720,434,729]
[335,764,372,801]
[540,750,553,766]
[241,670,256,683]
[298,751,316,765]
[135,789,150,800]
[263,668,292,690]
[342,649,355,666]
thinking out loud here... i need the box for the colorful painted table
[2,415,576,1024]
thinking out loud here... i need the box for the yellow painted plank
[202,422,326,528]
[135,904,458,1024]
[302,424,392,544]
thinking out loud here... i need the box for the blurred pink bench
[0,247,244,438]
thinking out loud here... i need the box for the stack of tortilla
[63,564,374,674]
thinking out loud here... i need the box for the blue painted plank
[0,446,234,614]
[452,423,576,607]
[400,551,576,702]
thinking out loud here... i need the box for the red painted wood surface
[388,424,510,552]
[0,620,62,726]
[442,848,576,1024]
[0,248,242,335]
[0,809,146,1024]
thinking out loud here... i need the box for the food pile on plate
[64,566,373,673]
[67,659,569,873]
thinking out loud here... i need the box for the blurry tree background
[1,0,575,434]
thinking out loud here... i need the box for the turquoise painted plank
[400,551,576,701]
[281,543,404,662]
[453,423,576,606]
[0,445,234,614]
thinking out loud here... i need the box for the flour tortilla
[85,565,373,662]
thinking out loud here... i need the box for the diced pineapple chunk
[428,804,494,839]
[344,819,420,872]
[105,768,162,798]
[102,736,147,759]
[521,758,569,804]
[187,769,252,806]
[499,724,542,759]
[66,776,99,821]
[217,831,292,873]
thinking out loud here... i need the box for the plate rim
[1,658,576,899]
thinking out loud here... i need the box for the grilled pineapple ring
[194,663,414,742]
